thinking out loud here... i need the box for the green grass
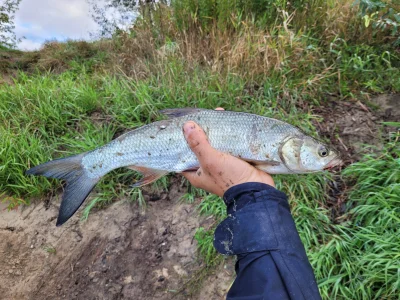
[315,135,400,299]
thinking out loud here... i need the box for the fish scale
[26,108,341,226]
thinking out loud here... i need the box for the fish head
[280,136,342,173]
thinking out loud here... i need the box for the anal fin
[128,166,169,187]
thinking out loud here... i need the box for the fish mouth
[324,157,343,170]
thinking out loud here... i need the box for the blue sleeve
[213,182,321,300]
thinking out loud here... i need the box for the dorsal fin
[159,108,205,119]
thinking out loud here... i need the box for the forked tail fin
[26,153,99,226]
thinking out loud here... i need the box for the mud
[0,182,232,300]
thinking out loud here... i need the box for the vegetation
[0,0,21,48]
[0,0,399,298]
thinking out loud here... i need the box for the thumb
[183,121,217,164]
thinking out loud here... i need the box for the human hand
[181,120,275,197]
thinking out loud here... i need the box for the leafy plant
[357,0,400,45]
[0,0,22,48]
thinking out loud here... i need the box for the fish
[26,108,342,226]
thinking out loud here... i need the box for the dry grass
[0,0,397,93]
[0,40,107,76]
[100,0,393,81]
[100,13,320,83]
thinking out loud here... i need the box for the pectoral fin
[243,158,281,166]
[242,158,290,174]
[128,166,169,187]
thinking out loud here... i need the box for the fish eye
[318,146,329,157]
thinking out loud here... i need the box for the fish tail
[26,153,99,226]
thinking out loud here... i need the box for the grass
[315,134,400,299]
[0,0,400,298]
[43,245,57,255]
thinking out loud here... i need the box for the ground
[0,95,398,300]
[314,94,400,163]
[0,179,233,300]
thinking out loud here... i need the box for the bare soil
[314,94,400,164]
[0,181,232,300]
[0,94,398,300]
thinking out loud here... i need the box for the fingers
[215,107,224,111]
[181,170,202,188]
[183,121,218,165]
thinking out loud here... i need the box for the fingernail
[183,122,196,134]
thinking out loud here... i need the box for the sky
[15,0,99,51]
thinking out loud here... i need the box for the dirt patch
[0,73,17,85]
[373,94,400,120]
[314,94,400,164]
[0,182,233,300]
[89,110,115,128]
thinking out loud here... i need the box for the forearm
[214,183,321,300]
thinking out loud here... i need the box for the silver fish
[26,108,342,226]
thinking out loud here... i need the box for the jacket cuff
[223,182,289,215]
